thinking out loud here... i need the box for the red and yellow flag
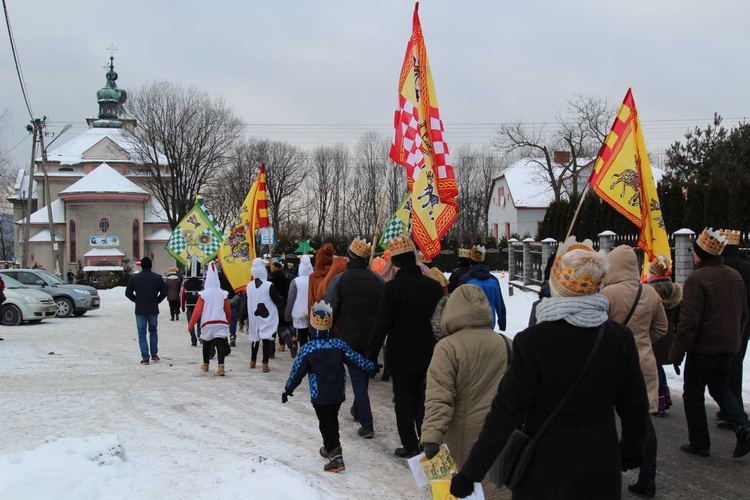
[218,163,270,291]
[389,2,458,260]
[590,89,669,280]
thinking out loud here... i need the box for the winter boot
[289,339,298,358]
[230,338,236,347]
[733,426,750,458]
[217,364,225,376]
[628,480,656,498]
[357,426,374,439]
[323,447,345,473]
[278,343,286,352]
[262,362,270,373]
[201,363,209,372]
[319,446,329,459]
[394,447,420,459]
[679,443,710,457]
[176,313,179,321]
[250,360,257,369]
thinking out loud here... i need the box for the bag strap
[532,322,606,440]
[622,284,643,326]
[500,333,512,360]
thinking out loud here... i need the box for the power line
[2,0,34,120]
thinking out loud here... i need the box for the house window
[497,186,504,205]
[69,220,77,263]
[505,222,511,239]
[493,223,499,240]
[99,218,110,233]
[132,220,140,260]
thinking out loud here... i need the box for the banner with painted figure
[218,163,270,292]
[166,197,224,267]
[389,2,458,259]
[589,89,669,280]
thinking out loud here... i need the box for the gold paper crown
[458,248,470,259]
[349,237,372,259]
[388,235,414,256]
[719,229,741,246]
[550,236,605,297]
[310,300,333,331]
[696,227,727,256]
[470,245,486,262]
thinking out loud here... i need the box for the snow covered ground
[0,274,747,499]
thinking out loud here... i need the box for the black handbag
[490,322,606,489]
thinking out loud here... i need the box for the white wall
[487,177,517,239]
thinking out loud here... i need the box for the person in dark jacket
[448,248,471,294]
[216,266,238,347]
[125,257,168,365]
[719,229,750,426]
[368,236,443,458]
[458,245,506,331]
[324,237,385,439]
[165,267,182,321]
[669,228,750,458]
[527,254,555,327]
[450,236,649,500]
[269,261,292,353]
[282,300,375,473]
[181,274,204,346]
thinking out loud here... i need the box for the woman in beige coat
[422,285,512,500]
[601,245,667,498]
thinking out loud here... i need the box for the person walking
[187,262,231,376]
[601,245,667,498]
[422,284,512,500]
[450,236,649,500]
[125,257,168,365]
[369,235,443,458]
[66,269,75,284]
[286,254,313,349]
[669,228,750,458]
[165,267,182,321]
[447,248,471,294]
[308,243,335,313]
[181,274,203,347]
[458,245,507,332]
[269,260,292,353]
[324,237,384,439]
[247,258,284,372]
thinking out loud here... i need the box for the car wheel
[1,304,22,326]
[55,297,74,318]
[73,310,86,317]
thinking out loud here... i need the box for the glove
[449,472,475,498]
[281,391,293,404]
[423,443,440,460]
[673,363,681,376]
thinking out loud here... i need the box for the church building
[9,58,173,275]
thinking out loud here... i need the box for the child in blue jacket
[282,300,375,472]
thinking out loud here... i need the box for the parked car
[1,275,58,325]
[0,269,100,318]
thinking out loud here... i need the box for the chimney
[553,151,571,164]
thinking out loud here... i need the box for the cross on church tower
[105,44,118,70]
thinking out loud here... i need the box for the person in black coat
[447,248,471,293]
[451,236,649,500]
[369,236,443,458]
[125,257,168,365]
[269,261,292,353]
[324,237,385,438]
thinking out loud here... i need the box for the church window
[69,220,77,262]
[99,218,110,233]
[132,220,140,260]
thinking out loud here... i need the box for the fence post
[522,237,534,286]
[508,238,518,278]
[674,228,695,284]
[597,230,616,253]
[541,238,557,280]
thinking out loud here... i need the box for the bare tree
[347,132,390,237]
[124,81,242,229]
[454,146,500,243]
[309,145,337,238]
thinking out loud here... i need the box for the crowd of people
[122,227,750,499]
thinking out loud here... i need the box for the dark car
[0,269,100,318]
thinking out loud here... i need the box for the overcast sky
[1,0,749,168]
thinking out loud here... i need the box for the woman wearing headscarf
[451,236,649,500]
[247,258,284,373]
[187,262,231,376]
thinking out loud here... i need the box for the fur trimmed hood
[431,285,493,340]
[648,279,682,310]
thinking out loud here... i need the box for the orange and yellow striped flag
[590,89,669,280]
[389,2,458,259]
[218,163,270,291]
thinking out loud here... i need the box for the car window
[15,272,40,286]
[1,271,17,281]
[1,275,24,289]
[37,270,64,285]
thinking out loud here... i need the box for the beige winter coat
[601,246,668,412]
[422,285,511,500]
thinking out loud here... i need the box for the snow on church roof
[60,163,147,195]
[145,228,172,241]
[21,199,65,224]
[144,196,169,223]
[41,127,166,165]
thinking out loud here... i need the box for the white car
[1,275,58,326]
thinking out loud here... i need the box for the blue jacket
[285,329,375,406]
[125,270,168,316]
[458,264,506,331]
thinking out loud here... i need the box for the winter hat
[140,257,152,270]
[251,257,268,281]
[470,245,486,263]
[647,254,672,283]
[315,243,335,269]
[199,261,228,300]
[549,236,608,297]
[298,254,313,277]
[310,300,333,332]
[391,249,417,268]
[695,227,727,256]
[349,237,372,259]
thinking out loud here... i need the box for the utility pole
[21,118,40,268]
[39,121,72,276]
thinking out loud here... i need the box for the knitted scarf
[535,293,609,328]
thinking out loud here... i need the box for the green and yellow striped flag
[379,193,412,250]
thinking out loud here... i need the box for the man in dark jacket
[458,245,506,331]
[324,237,384,439]
[269,261,292,352]
[720,230,750,426]
[369,236,443,458]
[669,228,750,458]
[447,248,471,293]
[125,257,167,365]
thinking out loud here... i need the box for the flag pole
[369,161,394,264]
[565,182,590,239]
